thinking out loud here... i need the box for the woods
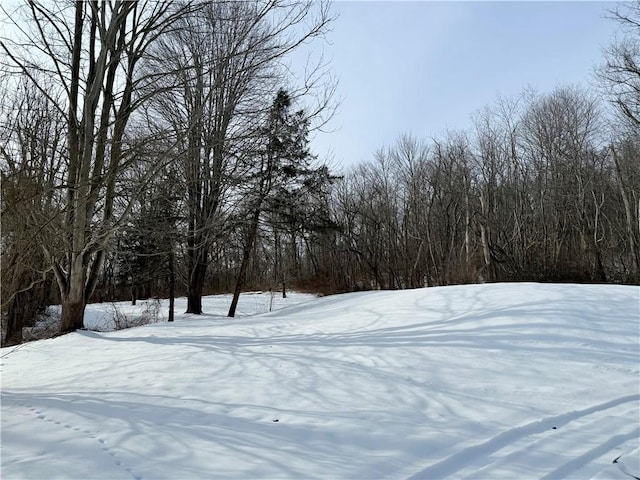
[331,87,638,290]
[1,1,639,345]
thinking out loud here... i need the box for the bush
[110,298,162,331]
[22,307,60,342]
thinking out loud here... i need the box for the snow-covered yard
[1,283,639,479]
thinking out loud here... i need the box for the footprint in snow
[24,404,141,479]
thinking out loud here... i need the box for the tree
[610,137,640,281]
[149,0,334,315]
[228,89,330,317]
[598,1,640,128]
[112,164,180,321]
[598,1,640,281]
[2,1,191,333]
[519,87,606,280]
[1,75,63,344]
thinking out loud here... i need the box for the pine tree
[228,89,336,315]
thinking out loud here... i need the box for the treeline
[329,87,639,290]
[1,1,638,345]
[99,86,639,301]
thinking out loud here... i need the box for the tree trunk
[186,281,203,315]
[4,296,24,346]
[479,193,494,282]
[168,250,175,322]
[57,253,89,333]
[273,231,280,284]
[60,294,86,333]
[186,262,206,314]
[593,243,607,282]
[228,211,260,318]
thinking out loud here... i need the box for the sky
[1,1,622,173]
[304,1,623,171]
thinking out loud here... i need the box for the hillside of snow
[2,283,639,479]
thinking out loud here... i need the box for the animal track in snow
[18,402,143,480]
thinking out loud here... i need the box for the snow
[2,283,639,479]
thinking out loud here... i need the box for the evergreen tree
[228,89,336,315]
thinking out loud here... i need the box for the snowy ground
[1,283,639,479]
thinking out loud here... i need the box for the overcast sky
[306,1,621,171]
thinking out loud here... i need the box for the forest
[1,1,639,346]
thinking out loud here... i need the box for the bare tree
[1,75,63,344]
[2,1,191,333]
[598,1,640,128]
[598,1,640,280]
[390,134,432,287]
[610,138,640,281]
[149,0,334,314]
